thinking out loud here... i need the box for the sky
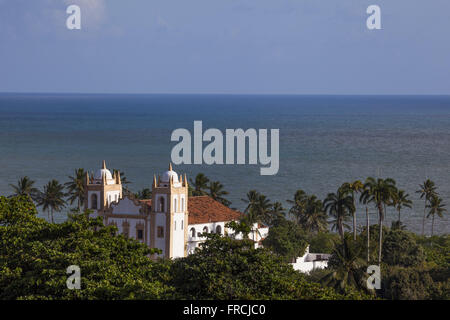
[0,0,449,95]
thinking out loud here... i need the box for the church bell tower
[84,160,123,217]
[150,163,189,258]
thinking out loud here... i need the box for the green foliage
[0,196,168,300]
[262,217,308,263]
[288,190,328,234]
[381,266,449,300]
[170,234,347,300]
[382,229,425,267]
[307,232,340,254]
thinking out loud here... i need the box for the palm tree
[341,180,364,240]
[287,189,308,225]
[241,190,260,214]
[361,177,397,265]
[36,180,66,223]
[135,188,152,200]
[291,194,328,234]
[416,179,437,236]
[190,173,210,196]
[321,237,366,293]
[9,176,39,201]
[268,201,286,225]
[426,195,446,236]
[391,189,412,229]
[64,168,86,211]
[208,181,231,207]
[359,185,371,262]
[324,189,354,240]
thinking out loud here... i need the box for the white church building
[84,161,268,259]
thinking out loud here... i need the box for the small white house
[291,245,330,274]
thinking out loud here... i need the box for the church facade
[84,161,268,259]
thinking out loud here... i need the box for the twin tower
[84,161,189,258]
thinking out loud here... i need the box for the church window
[174,198,177,212]
[181,220,184,230]
[157,226,164,238]
[91,194,98,209]
[137,229,143,241]
[181,198,185,211]
[203,226,209,233]
[190,227,196,238]
[159,197,165,212]
[174,221,176,231]
[216,225,222,234]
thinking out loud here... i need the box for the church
[84,161,269,259]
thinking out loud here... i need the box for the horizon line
[1,92,450,97]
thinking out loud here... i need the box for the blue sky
[0,0,449,94]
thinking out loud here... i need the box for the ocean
[0,93,449,234]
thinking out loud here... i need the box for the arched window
[181,219,184,230]
[91,194,98,209]
[159,197,165,212]
[181,198,185,211]
[190,227,196,238]
[203,226,208,234]
[174,221,177,231]
[216,225,222,234]
[174,198,177,212]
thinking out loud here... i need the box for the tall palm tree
[361,177,397,265]
[241,190,260,214]
[391,189,412,229]
[324,189,354,240]
[64,168,86,211]
[359,185,371,262]
[341,180,364,240]
[190,173,210,196]
[208,181,231,207]
[426,195,446,236]
[36,180,66,223]
[9,176,39,201]
[321,237,366,294]
[268,201,286,225]
[301,195,328,234]
[416,179,437,236]
[287,189,308,225]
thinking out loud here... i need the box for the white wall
[172,212,185,258]
[155,212,166,256]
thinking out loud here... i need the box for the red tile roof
[139,199,152,208]
[138,196,242,224]
[188,196,242,224]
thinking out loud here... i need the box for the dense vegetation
[2,172,449,300]
[1,196,369,300]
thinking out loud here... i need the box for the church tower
[150,163,189,258]
[84,160,123,217]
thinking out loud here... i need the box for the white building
[291,245,330,273]
[84,161,267,259]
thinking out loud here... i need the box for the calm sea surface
[0,94,449,234]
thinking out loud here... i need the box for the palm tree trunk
[366,206,370,263]
[422,199,426,236]
[352,192,356,240]
[431,214,435,236]
[51,208,54,223]
[378,203,384,265]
